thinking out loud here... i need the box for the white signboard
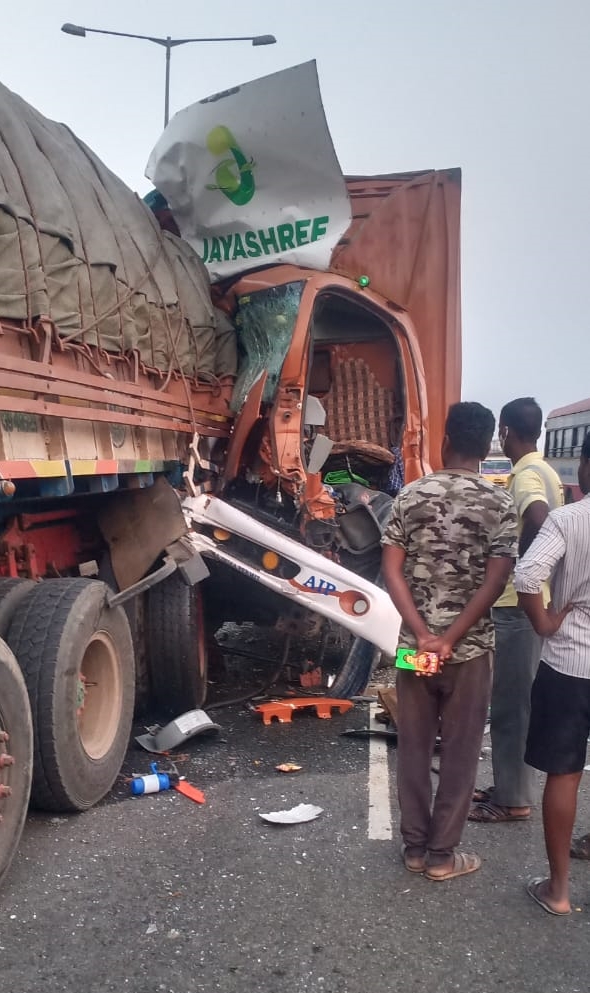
[145,61,351,281]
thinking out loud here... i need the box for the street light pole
[164,38,172,129]
[61,24,277,128]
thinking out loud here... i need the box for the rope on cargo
[54,236,201,433]
[158,293,197,433]
[59,239,165,346]
[17,190,215,434]
[14,214,33,328]
[2,142,44,328]
[7,148,217,437]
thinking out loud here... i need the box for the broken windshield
[231,280,305,412]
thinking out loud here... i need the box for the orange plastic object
[255,701,294,725]
[300,666,324,689]
[174,781,206,804]
[255,697,354,725]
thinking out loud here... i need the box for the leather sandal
[425,851,481,881]
[468,801,530,823]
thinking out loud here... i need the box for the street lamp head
[61,22,277,127]
[61,23,86,37]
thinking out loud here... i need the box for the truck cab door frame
[266,274,431,505]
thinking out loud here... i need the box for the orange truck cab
[217,169,462,554]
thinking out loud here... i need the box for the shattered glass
[230,280,305,412]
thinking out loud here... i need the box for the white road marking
[368,702,393,840]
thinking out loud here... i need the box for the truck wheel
[0,639,33,885]
[6,579,135,812]
[0,579,36,639]
[146,572,208,717]
[329,636,379,698]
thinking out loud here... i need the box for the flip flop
[468,801,530,823]
[570,833,590,860]
[526,877,571,916]
[400,843,426,873]
[425,851,481,881]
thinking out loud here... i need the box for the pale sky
[3,1,589,425]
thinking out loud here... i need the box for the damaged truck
[0,69,461,882]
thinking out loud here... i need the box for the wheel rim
[77,630,122,760]
[0,721,15,820]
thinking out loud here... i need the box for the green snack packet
[395,647,418,670]
[395,647,442,674]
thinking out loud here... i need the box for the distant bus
[545,398,590,502]
[479,456,512,487]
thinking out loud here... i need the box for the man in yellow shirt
[470,397,563,823]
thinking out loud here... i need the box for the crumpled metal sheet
[136,709,221,752]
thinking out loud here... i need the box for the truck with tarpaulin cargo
[0,63,461,884]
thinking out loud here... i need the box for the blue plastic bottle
[131,772,172,795]
[130,762,178,796]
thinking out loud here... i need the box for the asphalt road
[2,695,590,993]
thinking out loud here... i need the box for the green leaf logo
[205,125,256,206]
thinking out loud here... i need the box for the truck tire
[0,579,36,639]
[6,579,135,812]
[0,639,33,885]
[146,572,208,717]
[329,636,379,698]
[323,575,386,698]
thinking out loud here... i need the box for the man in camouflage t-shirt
[381,402,518,881]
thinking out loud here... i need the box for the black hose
[206,635,292,711]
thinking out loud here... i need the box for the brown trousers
[396,652,492,863]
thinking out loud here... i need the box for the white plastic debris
[259,803,323,825]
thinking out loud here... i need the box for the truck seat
[318,357,395,465]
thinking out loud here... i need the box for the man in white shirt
[514,432,590,916]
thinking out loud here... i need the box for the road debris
[130,762,178,795]
[174,780,206,805]
[255,697,353,725]
[130,760,205,804]
[275,763,303,773]
[376,686,398,727]
[259,803,323,825]
[135,709,221,752]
